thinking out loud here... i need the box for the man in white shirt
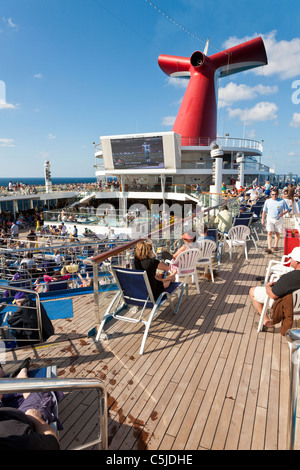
[11,223,19,238]
[262,188,289,253]
[60,223,67,236]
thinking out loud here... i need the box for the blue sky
[1,0,300,178]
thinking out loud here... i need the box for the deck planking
[2,221,300,450]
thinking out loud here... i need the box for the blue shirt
[263,197,289,219]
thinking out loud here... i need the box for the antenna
[204,38,209,55]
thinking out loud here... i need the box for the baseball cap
[288,247,300,262]
[13,291,26,303]
[182,231,196,241]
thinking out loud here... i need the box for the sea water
[0,177,97,187]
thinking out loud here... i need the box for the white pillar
[236,152,245,189]
[210,144,224,206]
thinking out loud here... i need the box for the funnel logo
[292,80,300,105]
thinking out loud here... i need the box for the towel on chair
[270,293,294,336]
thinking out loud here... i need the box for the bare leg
[16,367,30,399]
[267,231,273,249]
[249,287,264,315]
[249,287,272,325]
[274,231,280,249]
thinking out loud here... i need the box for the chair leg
[95,319,106,341]
[195,275,200,293]
[251,235,258,252]
[139,321,151,355]
[210,262,214,282]
[257,299,268,332]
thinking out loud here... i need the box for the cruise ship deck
[2,219,299,451]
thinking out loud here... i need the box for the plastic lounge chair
[196,239,217,282]
[95,266,185,355]
[225,225,251,260]
[174,248,201,294]
[232,217,258,251]
[264,255,294,284]
[257,275,300,333]
[236,212,260,241]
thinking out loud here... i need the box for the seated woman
[34,266,71,291]
[133,240,176,300]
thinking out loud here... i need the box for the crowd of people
[1,181,38,195]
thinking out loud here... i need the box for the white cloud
[290,113,300,128]
[48,133,56,139]
[162,116,176,126]
[227,101,278,124]
[0,138,14,147]
[218,82,278,108]
[34,73,43,79]
[166,77,189,89]
[223,31,300,80]
[2,17,19,32]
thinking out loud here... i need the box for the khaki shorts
[266,216,284,233]
[253,286,268,304]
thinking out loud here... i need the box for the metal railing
[286,328,300,450]
[180,135,264,151]
[0,377,108,450]
[0,286,44,346]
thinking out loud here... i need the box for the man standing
[10,222,19,238]
[262,188,289,254]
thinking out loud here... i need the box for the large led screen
[111,136,164,169]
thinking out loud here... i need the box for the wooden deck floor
[3,222,300,450]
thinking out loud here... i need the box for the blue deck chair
[6,279,32,297]
[46,281,69,292]
[95,266,185,355]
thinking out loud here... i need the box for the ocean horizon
[0,177,97,187]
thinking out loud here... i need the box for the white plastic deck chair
[196,240,217,282]
[264,255,294,285]
[95,266,185,355]
[224,225,251,260]
[257,273,300,332]
[232,217,258,252]
[174,248,201,294]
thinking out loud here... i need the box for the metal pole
[286,329,300,450]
